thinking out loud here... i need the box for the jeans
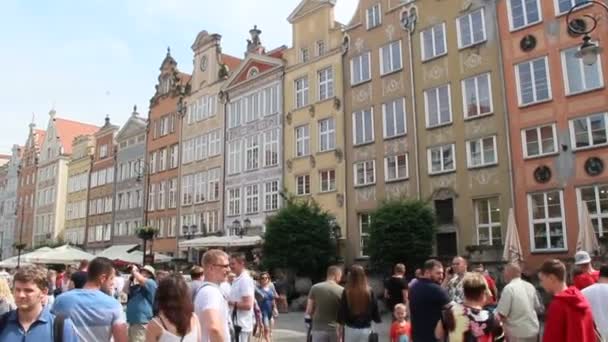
[311,330,339,342]
[344,326,371,342]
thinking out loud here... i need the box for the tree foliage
[263,198,334,280]
[368,199,437,272]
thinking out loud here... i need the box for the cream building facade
[64,135,94,246]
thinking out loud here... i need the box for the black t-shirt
[409,278,450,342]
[71,271,87,289]
[384,276,408,309]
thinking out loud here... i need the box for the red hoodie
[542,286,596,342]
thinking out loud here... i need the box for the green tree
[368,199,437,272]
[263,197,335,280]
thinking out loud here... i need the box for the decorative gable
[224,54,283,90]
[288,0,336,23]
[116,107,147,142]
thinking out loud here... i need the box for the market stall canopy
[98,244,139,260]
[115,251,172,265]
[27,245,95,264]
[179,235,263,248]
[0,247,53,268]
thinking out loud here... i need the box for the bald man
[497,264,543,342]
[444,256,467,303]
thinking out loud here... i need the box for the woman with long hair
[255,272,278,342]
[337,265,381,342]
[0,277,15,315]
[145,274,200,341]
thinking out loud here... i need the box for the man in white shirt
[582,264,608,341]
[497,263,543,342]
[195,249,231,342]
[229,253,255,342]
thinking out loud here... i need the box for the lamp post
[567,1,608,66]
[15,166,26,268]
[182,224,197,263]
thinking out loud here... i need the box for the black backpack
[0,311,65,342]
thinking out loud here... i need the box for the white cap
[574,251,592,265]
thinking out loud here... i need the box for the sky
[0,0,358,154]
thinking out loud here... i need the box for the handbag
[232,305,242,342]
[368,330,379,342]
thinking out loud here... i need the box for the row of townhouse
[2,0,606,268]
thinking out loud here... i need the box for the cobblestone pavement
[273,312,392,342]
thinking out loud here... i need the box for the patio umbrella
[576,203,600,254]
[27,245,95,265]
[503,208,523,265]
[0,247,53,268]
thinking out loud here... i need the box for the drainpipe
[110,145,118,247]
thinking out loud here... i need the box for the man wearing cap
[573,251,599,290]
[124,265,158,342]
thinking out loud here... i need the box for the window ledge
[518,98,553,109]
[530,248,568,254]
[467,162,498,170]
[509,20,543,33]
[316,149,337,156]
[380,68,404,78]
[426,122,453,130]
[385,177,408,184]
[571,143,608,153]
[458,39,487,51]
[353,141,375,148]
[384,133,407,141]
[565,85,605,98]
[351,78,373,88]
[523,152,560,160]
[318,189,337,195]
[422,52,448,64]
[354,183,376,189]
[464,112,494,121]
[429,169,456,176]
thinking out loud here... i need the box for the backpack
[0,310,65,342]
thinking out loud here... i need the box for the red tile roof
[222,53,242,72]
[53,118,99,154]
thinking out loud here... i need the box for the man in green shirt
[305,266,344,342]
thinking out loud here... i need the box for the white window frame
[264,180,280,212]
[461,73,494,119]
[507,0,542,31]
[227,188,241,217]
[300,48,310,63]
[295,125,310,157]
[427,144,456,175]
[354,160,376,187]
[318,67,334,101]
[382,98,407,139]
[424,84,453,128]
[576,184,608,238]
[379,40,403,75]
[353,108,375,145]
[560,45,604,95]
[245,135,260,171]
[263,129,279,167]
[318,118,336,152]
[295,77,309,109]
[228,140,242,175]
[296,175,311,196]
[528,190,567,252]
[521,123,558,158]
[245,184,259,214]
[569,112,608,150]
[384,154,408,182]
[475,197,502,246]
[350,52,372,85]
[316,40,325,56]
[456,8,487,49]
[359,213,372,257]
[554,0,589,15]
[319,169,336,193]
[466,135,498,168]
[366,3,382,30]
[515,56,552,107]
[420,23,447,61]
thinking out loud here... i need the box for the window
[522,124,557,158]
[556,0,587,15]
[159,148,167,171]
[508,0,541,30]
[295,77,309,108]
[425,84,452,127]
[318,68,334,101]
[466,136,497,168]
[516,57,551,106]
[207,168,221,201]
[247,93,260,122]
[570,113,608,149]
[148,184,156,211]
[194,172,207,203]
[316,40,326,56]
[263,129,279,167]
[170,145,179,168]
[295,125,310,157]
[457,8,486,48]
[228,141,242,174]
[318,118,336,152]
[149,152,157,174]
[428,144,456,174]
[359,214,371,256]
[435,199,454,224]
[383,98,406,138]
[421,23,447,61]
[300,48,309,63]
[561,46,603,95]
[320,169,336,192]
[354,160,376,186]
[351,53,371,85]
[181,175,193,205]
[366,3,381,29]
[529,190,566,251]
[167,179,176,208]
[462,73,493,118]
[578,184,608,237]
[229,100,242,128]
[227,188,241,216]
[475,198,502,246]
[245,184,259,214]
[385,154,408,181]
[353,108,374,145]
[380,41,402,75]
[245,135,260,170]
[99,145,108,159]
[264,180,280,211]
[208,130,222,157]
[296,175,311,196]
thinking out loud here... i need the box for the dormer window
[99,144,108,159]
[300,48,310,63]
[160,76,171,94]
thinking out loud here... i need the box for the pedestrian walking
[573,251,600,290]
[0,265,78,342]
[145,274,200,341]
[582,264,608,341]
[384,263,409,313]
[0,276,15,315]
[434,272,502,342]
[190,266,205,301]
[539,259,596,342]
[255,272,278,342]
[473,264,497,306]
[337,265,381,342]
[389,304,411,342]
[229,253,255,342]
[52,257,128,342]
[124,265,157,342]
[305,265,343,342]
[70,259,89,290]
[408,259,451,342]
[496,263,542,342]
[444,256,467,303]
[195,249,231,342]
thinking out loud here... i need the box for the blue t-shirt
[0,306,79,342]
[52,288,126,342]
[409,278,450,342]
[126,278,157,324]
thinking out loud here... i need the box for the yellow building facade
[283,0,347,243]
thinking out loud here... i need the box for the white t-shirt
[229,271,255,332]
[220,282,231,300]
[496,278,541,338]
[582,283,608,340]
[194,283,231,342]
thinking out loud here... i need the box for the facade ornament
[309,155,316,168]
[247,25,265,54]
[334,148,343,163]
[286,159,293,172]
[309,105,315,117]
[336,193,344,208]
[286,112,292,125]
[341,35,350,55]
[333,97,341,110]
[355,38,364,53]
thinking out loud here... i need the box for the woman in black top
[337,265,381,342]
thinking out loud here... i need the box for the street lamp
[182,224,197,263]
[567,1,607,66]
[232,219,241,237]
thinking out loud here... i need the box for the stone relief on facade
[427,128,455,145]
[430,174,456,193]
[463,52,482,70]
[355,186,376,202]
[385,24,396,41]
[384,139,408,155]
[381,75,404,97]
[385,182,409,199]
[353,145,376,160]
[468,168,498,187]
[353,83,373,104]
[355,38,365,53]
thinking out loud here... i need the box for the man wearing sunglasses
[195,249,231,342]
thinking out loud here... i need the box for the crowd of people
[0,249,606,341]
